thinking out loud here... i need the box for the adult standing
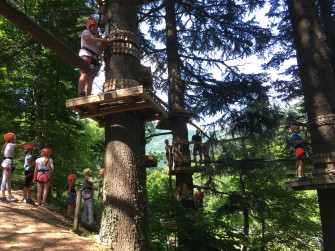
[82,168,103,225]
[78,20,108,97]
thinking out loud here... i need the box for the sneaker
[22,199,27,203]
[40,203,46,207]
[0,197,11,203]
[78,91,86,97]
[27,199,35,205]
[7,196,18,202]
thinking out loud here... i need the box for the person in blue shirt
[22,144,36,204]
[291,125,310,180]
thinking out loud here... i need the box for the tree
[99,0,147,249]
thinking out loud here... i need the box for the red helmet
[290,125,297,132]
[4,133,15,142]
[99,169,105,175]
[24,145,34,150]
[87,19,98,28]
[41,148,52,156]
[68,174,77,180]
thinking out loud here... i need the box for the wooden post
[73,190,82,233]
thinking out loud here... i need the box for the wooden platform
[285,175,335,191]
[156,109,197,130]
[95,0,159,10]
[66,86,168,127]
[143,155,157,167]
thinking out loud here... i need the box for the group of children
[1,132,104,225]
[164,129,211,167]
[1,133,53,206]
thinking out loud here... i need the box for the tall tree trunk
[165,0,193,201]
[286,0,335,249]
[318,0,335,76]
[99,0,147,250]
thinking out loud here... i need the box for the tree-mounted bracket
[307,114,335,130]
[105,30,140,59]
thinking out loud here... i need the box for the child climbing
[22,144,36,204]
[82,168,103,225]
[194,187,205,214]
[201,143,211,167]
[67,174,77,217]
[33,148,54,207]
[165,139,173,168]
[192,129,202,165]
[78,19,108,97]
[291,125,310,180]
[1,133,35,203]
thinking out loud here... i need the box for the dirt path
[0,190,103,250]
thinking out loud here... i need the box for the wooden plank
[139,90,169,119]
[78,102,151,119]
[66,86,144,108]
[138,65,153,89]
[73,190,82,234]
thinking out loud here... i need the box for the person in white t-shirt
[78,19,108,97]
[1,133,36,203]
[33,148,54,207]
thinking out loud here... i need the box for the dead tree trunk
[99,0,147,250]
[286,0,335,249]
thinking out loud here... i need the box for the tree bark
[286,0,335,249]
[99,0,147,250]
[318,0,335,77]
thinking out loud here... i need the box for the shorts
[37,171,51,184]
[68,194,76,205]
[295,148,306,163]
[24,170,34,187]
[193,144,201,154]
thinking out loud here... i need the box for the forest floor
[0,190,104,250]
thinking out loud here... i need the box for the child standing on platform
[67,174,77,217]
[201,144,211,167]
[23,144,36,204]
[192,129,202,165]
[1,133,35,203]
[291,125,310,180]
[165,139,173,168]
[33,148,54,207]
